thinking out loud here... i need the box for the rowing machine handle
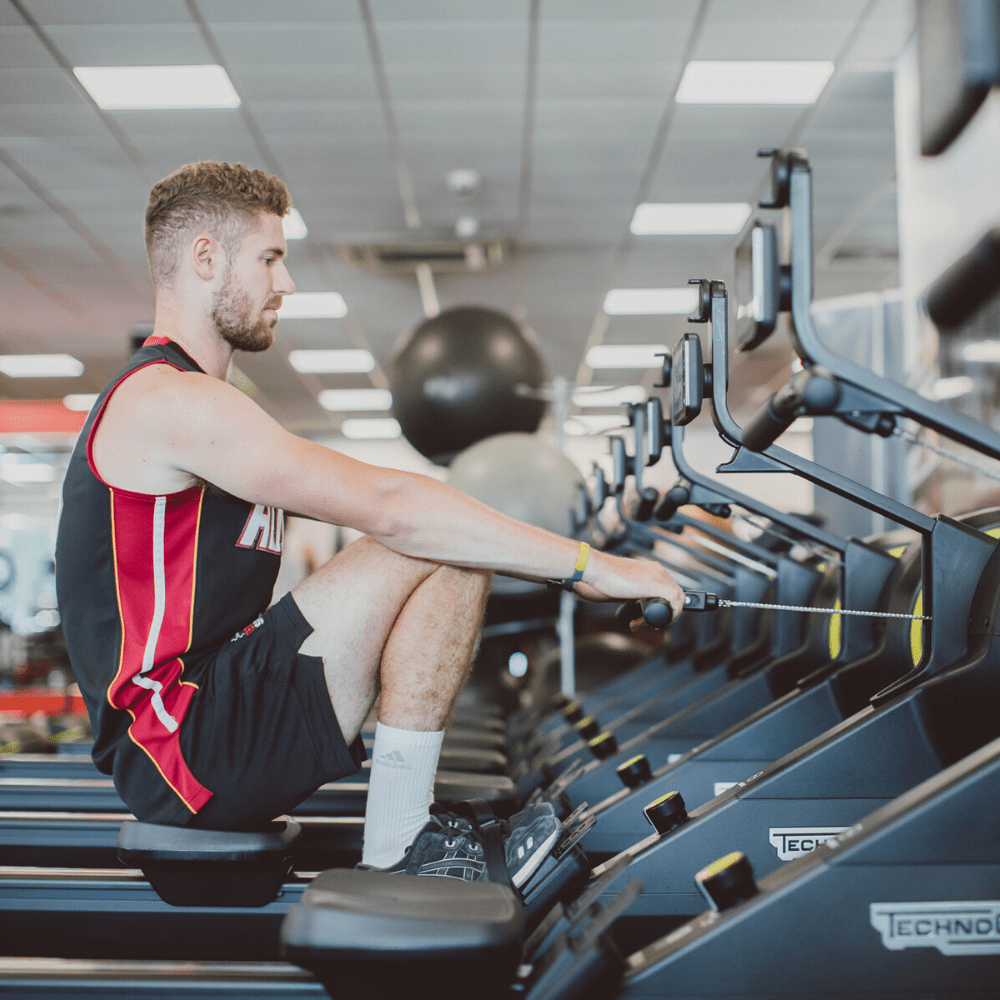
[654,483,690,522]
[616,597,674,629]
[634,486,659,522]
[682,591,720,611]
[741,366,840,452]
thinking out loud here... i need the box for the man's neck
[151,302,234,380]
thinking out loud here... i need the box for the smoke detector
[446,168,482,199]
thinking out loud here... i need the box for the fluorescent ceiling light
[0,354,83,378]
[73,64,240,110]
[318,388,393,412]
[603,288,699,315]
[585,344,668,369]
[279,292,348,319]
[283,208,308,240]
[289,349,375,374]
[564,414,630,436]
[572,385,646,408]
[341,418,402,440]
[631,202,752,235]
[961,341,1000,363]
[676,61,834,105]
[0,455,54,483]
[932,375,975,400]
[63,393,99,411]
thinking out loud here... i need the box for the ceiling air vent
[335,238,510,275]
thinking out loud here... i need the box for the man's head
[145,161,290,287]
[145,162,295,352]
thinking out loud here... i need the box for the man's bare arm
[125,367,684,612]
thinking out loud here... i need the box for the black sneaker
[357,805,561,886]
[357,812,487,881]
[504,801,561,888]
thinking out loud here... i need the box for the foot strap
[442,799,515,891]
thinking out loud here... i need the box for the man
[55,161,684,882]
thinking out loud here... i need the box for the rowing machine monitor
[735,222,788,352]
[671,333,704,427]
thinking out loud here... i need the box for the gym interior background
[4,2,1000,996]
[3,0,1000,698]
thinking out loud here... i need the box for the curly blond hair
[145,161,291,287]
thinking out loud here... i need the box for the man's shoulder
[111,363,230,419]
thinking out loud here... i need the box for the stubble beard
[211,267,276,354]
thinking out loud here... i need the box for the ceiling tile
[211,24,371,67]
[43,24,212,66]
[539,21,693,63]
[2,68,84,105]
[692,0,870,61]
[23,0,192,25]
[200,0,360,22]
[376,23,529,67]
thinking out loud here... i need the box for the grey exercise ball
[389,306,548,464]
[448,433,585,594]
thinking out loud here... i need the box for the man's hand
[573,550,685,623]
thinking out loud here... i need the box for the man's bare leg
[291,535,491,867]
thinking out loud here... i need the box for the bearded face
[211,263,280,353]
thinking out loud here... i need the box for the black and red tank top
[55,337,283,816]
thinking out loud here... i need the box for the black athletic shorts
[113,592,366,829]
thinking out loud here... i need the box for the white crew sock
[361,722,444,869]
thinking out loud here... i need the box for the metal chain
[719,599,931,621]
[893,426,1000,484]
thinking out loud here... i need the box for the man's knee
[350,537,492,592]
[439,563,493,598]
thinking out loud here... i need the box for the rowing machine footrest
[281,869,524,998]
[117,816,301,908]
[520,841,591,931]
[434,772,518,818]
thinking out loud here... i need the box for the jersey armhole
[86,360,185,488]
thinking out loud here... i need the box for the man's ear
[191,234,222,282]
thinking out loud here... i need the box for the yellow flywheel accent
[828,598,842,660]
[909,589,924,667]
[911,526,1000,665]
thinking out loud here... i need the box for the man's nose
[275,264,295,296]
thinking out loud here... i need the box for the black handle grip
[616,597,674,629]
[926,226,1000,329]
[741,397,793,452]
[610,436,629,493]
[654,483,690,521]
[592,465,609,508]
[646,398,664,466]
[741,366,840,452]
[635,487,659,522]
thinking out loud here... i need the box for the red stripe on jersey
[108,487,212,814]
[143,336,172,346]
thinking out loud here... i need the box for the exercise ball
[448,432,584,594]
[390,306,548,463]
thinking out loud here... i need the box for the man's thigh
[291,535,441,736]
